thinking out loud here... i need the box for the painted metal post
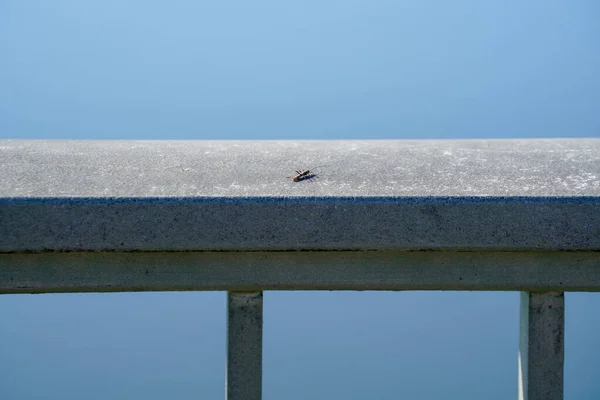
[518,292,564,400]
[227,292,263,400]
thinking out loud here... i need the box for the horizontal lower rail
[1,251,599,294]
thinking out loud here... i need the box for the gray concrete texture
[227,292,263,400]
[1,140,599,252]
[2,139,599,197]
[519,292,564,400]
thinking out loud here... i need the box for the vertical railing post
[226,291,263,400]
[518,292,564,400]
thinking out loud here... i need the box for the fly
[288,166,324,182]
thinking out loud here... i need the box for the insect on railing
[287,166,324,182]
[1,139,599,400]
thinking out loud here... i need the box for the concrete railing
[1,139,599,400]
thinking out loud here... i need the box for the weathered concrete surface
[2,139,599,197]
[1,251,599,294]
[227,292,262,400]
[519,292,564,400]
[2,197,599,252]
[1,140,599,252]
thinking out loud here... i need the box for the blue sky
[1,0,599,140]
[1,1,599,399]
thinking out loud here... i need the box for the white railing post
[518,292,564,400]
[227,292,263,400]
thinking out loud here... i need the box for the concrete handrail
[1,139,599,400]
[1,139,599,253]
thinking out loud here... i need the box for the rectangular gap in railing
[224,291,565,400]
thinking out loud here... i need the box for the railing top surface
[1,139,599,198]
[1,139,599,252]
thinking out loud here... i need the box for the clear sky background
[1,1,599,399]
